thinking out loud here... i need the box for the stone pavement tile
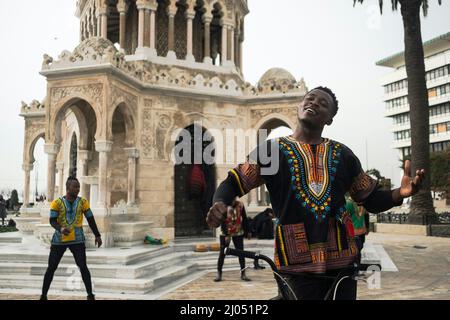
[163,269,279,300]
[0,294,104,300]
[165,233,450,300]
[2,233,450,300]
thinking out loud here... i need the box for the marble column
[22,163,34,208]
[167,7,177,60]
[124,148,139,206]
[78,150,92,200]
[168,11,175,51]
[95,141,113,207]
[260,186,268,206]
[96,9,101,37]
[229,26,235,65]
[137,6,145,49]
[234,29,240,69]
[56,162,64,197]
[249,188,258,207]
[150,8,156,52]
[117,1,128,51]
[203,15,212,64]
[44,144,60,202]
[185,10,195,62]
[99,7,108,39]
[221,22,228,66]
[144,9,151,48]
[239,24,244,71]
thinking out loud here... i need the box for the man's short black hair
[309,86,339,116]
[66,176,79,189]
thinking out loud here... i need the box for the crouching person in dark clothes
[40,176,102,300]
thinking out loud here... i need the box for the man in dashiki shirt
[207,86,425,300]
[40,177,102,300]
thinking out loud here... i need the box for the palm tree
[354,0,442,224]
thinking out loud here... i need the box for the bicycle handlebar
[224,248,279,273]
[224,248,382,273]
[225,247,258,260]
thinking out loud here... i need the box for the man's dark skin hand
[206,202,235,229]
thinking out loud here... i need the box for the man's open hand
[399,160,425,198]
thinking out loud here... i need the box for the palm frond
[353,0,364,8]
[391,0,399,11]
[422,0,429,16]
[353,0,385,14]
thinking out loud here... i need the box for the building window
[426,65,450,82]
[428,87,437,98]
[429,83,450,98]
[430,121,450,135]
[430,102,450,117]
[393,113,410,125]
[430,141,450,153]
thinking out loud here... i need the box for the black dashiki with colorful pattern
[214,136,401,275]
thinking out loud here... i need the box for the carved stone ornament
[50,84,103,106]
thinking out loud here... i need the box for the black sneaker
[241,271,251,281]
[214,272,222,282]
[39,295,48,301]
[87,294,96,300]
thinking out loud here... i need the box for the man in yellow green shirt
[40,177,102,300]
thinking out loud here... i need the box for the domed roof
[257,68,299,94]
[258,68,297,88]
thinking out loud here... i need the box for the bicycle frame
[224,247,382,300]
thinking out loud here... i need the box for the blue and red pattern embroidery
[278,137,342,220]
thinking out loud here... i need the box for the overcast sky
[0,0,449,197]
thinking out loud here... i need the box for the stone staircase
[0,233,274,298]
[0,232,388,299]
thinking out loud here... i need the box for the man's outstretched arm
[84,206,102,248]
[208,162,265,229]
[207,176,242,229]
[360,160,425,213]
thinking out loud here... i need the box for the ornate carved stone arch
[48,84,103,144]
[253,113,297,132]
[25,131,46,164]
[108,85,138,145]
[160,111,213,161]
[109,102,137,146]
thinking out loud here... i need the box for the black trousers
[217,235,245,272]
[282,270,357,300]
[355,235,366,265]
[42,243,93,296]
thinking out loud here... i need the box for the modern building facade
[377,32,450,160]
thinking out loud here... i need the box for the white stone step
[0,235,22,244]
[0,245,174,266]
[0,261,199,295]
[0,251,190,279]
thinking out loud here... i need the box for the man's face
[298,89,335,128]
[67,181,80,198]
